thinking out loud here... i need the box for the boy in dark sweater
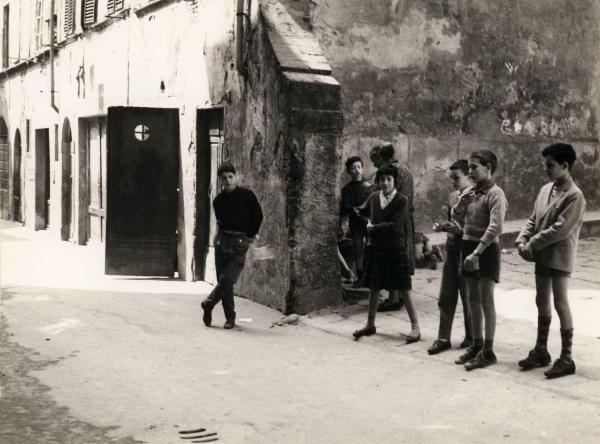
[340,156,372,286]
[201,162,263,329]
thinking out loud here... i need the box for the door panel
[106,107,179,276]
[34,129,50,230]
[0,138,8,220]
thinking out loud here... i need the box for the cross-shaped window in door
[134,124,150,142]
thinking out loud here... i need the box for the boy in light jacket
[516,143,586,379]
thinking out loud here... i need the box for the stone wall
[280,0,600,230]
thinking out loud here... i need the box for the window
[64,0,75,36]
[35,0,44,49]
[107,0,124,14]
[82,0,97,28]
[2,5,8,69]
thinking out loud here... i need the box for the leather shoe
[459,337,472,349]
[428,339,451,355]
[544,358,575,379]
[201,300,213,327]
[518,348,551,370]
[455,345,480,365]
[464,350,497,371]
[377,300,403,312]
[353,325,376,340]
[223,319,236,329]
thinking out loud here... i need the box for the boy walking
[201,162,263,329]
[516,143,586,378]
[341,156,372,286]
[428,160,473,354]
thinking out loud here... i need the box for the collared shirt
[379,189,397,210]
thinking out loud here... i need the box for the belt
[220,229,247,236]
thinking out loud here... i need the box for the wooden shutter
[107,0,124,14]
[64,0,75,36]
[82,0,97,27]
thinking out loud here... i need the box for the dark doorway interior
[12,129,22,222]
[34,128,50,230]
[105,106,180,276]
[193,108,224,281]
[0,117,8,220]
[61,119,73,241]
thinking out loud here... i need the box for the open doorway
[61,119,73,241]
[34,128,50,230]
[193,108,224,281]
[12,129,22,222]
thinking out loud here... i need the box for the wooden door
[0,118,8,220]
[105,107,180,276]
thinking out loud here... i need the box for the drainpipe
[49,0,58,113]
[236,0,247,76]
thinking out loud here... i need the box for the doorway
[105,107,180,276]
[34,128,50,230]
[0,117,8,220]
[61,119,73,241]
[12,129,22,222]
[193,108,224,281]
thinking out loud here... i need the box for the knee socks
[560,328,573,361]
[535,316,552,350]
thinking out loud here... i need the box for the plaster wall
[281,0,600,229]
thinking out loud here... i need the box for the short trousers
[535,263,571,278]
[461,240,500,283]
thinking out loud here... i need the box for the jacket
[516,179,586,272]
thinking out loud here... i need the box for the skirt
[363,245,412,291]
[461,240,501,283]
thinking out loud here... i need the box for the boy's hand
[463,253,479,272]
[517,242,535,262]
[366,221,374,232]
[432,222,442,232]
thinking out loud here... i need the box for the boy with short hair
[201,162,263,330]
[428,159,473,355]
[516,143,586,378]
[340,156,372,286]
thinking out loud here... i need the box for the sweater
[364,191,409,248]
[213,186,263,237]
[457,180,507,248]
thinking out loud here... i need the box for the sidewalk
[0,220,212,296]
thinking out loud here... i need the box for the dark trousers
[204,231,250,321]
[438,246,472,341]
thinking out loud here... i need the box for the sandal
[406,326,421,344]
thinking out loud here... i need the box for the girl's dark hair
[375,164,398,184]
[469,150,498,174]
[542,143,576,170]
[449,159,469,175]
[345,156,363,172]
[217,161,236,176]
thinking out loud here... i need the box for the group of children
[340,143,586,379]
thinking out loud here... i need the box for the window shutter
[82,0,97,27]
[107,0,124,14]
[64,0,75,36]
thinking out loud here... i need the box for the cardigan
[516,179,586,272]
[363,191,409,248]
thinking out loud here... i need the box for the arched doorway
[61,119,73,240]
[0,117,9,220]
[13,129,22,222]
